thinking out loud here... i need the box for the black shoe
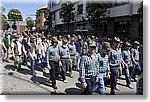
[32,72,37,77]
[52,85,58,89]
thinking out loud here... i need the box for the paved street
[0,61,136,95]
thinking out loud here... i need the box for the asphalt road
[0,61,137,95]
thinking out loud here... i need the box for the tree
[137,1,143,41]
[2,15,9,30]
[87,2,111,35]
[137,1,143,16]
[7,9,23,21]
[61,1,75,33]
[26,17,34,31]
[44,10,53,32]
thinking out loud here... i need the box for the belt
[49,59,58,62]
[85,75,95,78]
[70,54,75,56]
[99,71,106,73]
[60,58,70,59]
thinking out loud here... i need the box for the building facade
[0,3,5,32]
[48,0,143,40]
[36,5,48,31]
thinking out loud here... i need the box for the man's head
[62,38,68,45]
[52,37,59,46]
[113,37,121,49]
[15,35,19,41]
[101,42,111,55]
[134,41,140,49]
[58,35,62,41]
[125,42,132,50]
[88,42,97,54]
[70,37,75,43]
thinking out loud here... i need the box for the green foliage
[2,15,7,20]
[87,3,111,23]
[61,2,75,24]
[7,9,23,21]
[44,10,53,30]
[26,17,34,30]
[137,1,143,15]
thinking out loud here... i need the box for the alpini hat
[134,41,140,45]
[102,42,111,50]
[113,37,121,43]
[89,42,97,47]
[52,37,59,43]
[125,42,132,47]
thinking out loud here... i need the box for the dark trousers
[61,59,70,80]
[49,61,58,86]
[110,67,119,95]
[82,79,95,95]
[131,61,141,79]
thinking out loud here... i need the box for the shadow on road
[4,64,16,71]
[31,76,52,87]
[117,82,128,87]
[75,82,82,89]
[4,64,33,75]
[65,88,81,95]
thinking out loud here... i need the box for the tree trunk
[67,23,69,33]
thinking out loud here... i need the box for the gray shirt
[68,43,76,56]
[109,47,123,67]
[46,46,60,63]
[59,45,70,59]
[131,48,139,61]
[122,49,132,65]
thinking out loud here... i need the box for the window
[114,21,131,39]
[78,4,83,15]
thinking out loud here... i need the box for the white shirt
[11,41,22,55]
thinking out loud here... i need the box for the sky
[1,0,48,20]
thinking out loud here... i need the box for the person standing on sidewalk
[79,42,99,95]
[2,33,9,62]
[109,37,123,95]
[46,37,62,89]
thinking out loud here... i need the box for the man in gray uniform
[92,42,111,95]
[28,36,37,76]
[131,41,141,82]
[59,38,72,83]
[109,37,123,95]
[68,37,77,71]
[47,37,62,89]
[122,42,133,89]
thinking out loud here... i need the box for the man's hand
[69,59,72,64]
[47,64,51,70]
[95,77,99,83]
[32,57,35,60]
[124,63,128,68]
[106,74,110,79]
[82,82,87,89]
[59,61,62,66]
